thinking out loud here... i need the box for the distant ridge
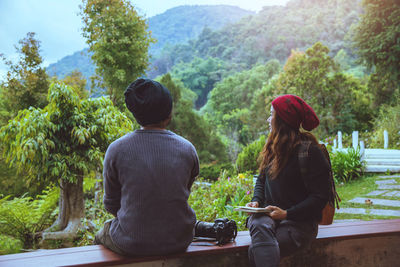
[47,48,94,81]
[148,5,254,55]
[46,5,254,82]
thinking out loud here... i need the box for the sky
[0,0,290,78]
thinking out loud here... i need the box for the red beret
[271,95,319,131]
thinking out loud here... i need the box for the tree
[274,42,372,135]
[158,74,228,163]
[352,0,400,105]
[61,70,88,99]
[80,0,154,108]
[0,83,134,240]
[0,32,49,119]
[171,56,230,108]
[203,60,280,160]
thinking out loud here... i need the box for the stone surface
[336,208,400,217]
[383,191,400,197]
[336,208,367,215]
[378,184,400,190]
[333,219,362,223]
[375,179,398,185]
[349,197,400,207]
[366,190,388,196]
[377,175,400,179]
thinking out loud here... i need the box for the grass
[335,174,378,202]
[334,173,400,221]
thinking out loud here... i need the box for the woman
[246,95,330,267]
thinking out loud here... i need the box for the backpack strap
[298,141,312,179]
[318,144,341,209]
[297,141,341,209]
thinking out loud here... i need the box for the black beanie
[124,78,173,126]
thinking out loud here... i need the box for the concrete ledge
[1,220,400,267]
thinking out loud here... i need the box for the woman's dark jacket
[251,144,330,222]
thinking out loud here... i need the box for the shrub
[0,235,23,255]
[189,172,254,230]
[331,148,364,183]
[368,103,400,149]
[0,186,59,249]
[199,162,234,181]
[236,135,266,173]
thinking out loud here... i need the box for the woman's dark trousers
[247,214,318,267]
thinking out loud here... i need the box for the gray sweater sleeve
[103,144,121,216]
[188,148,200,190]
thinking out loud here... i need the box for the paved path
[334,175,400,222]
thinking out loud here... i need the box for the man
[95,78,199,256]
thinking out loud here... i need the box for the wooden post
[352,131,359,149]
[338,131,343,149]
[384,130,388,149]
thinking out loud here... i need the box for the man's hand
[265,205,287,220]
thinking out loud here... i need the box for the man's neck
[141,126,166,131]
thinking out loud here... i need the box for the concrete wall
[113,234,400,267]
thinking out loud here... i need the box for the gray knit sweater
[103,129,199,256]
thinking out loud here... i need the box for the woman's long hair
[258,111,319,179]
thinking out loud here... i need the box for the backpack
[298,141,341,225]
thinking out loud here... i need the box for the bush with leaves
[368,101,400,149]
[236,135,266,173]
[0,235,23,255]
[189,172,254,230]
[0,82,134,241]
[331,148,365,183]
[199,162,234,181]
[0,186,59,250]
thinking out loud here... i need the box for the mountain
[155,0,363,75]
[148,5,254,55]
[46,5,254,82]
[47,48,94,81]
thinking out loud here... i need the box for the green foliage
[273,42,373,135]
[189,173,254,230]
[199,162,234,181]
[148,5,253,55]
[81,0,154,107]
[0,186,59,249]
[368,101,400,149]
[236,135,266,173]
[47,48,96,90]
[152,0,362,77]
[159,74,228,163]
[61,70,88,99]
[48,6,252,82]
[203,60,280,160]
[0,32,49,119]
[171,56,233,108]
[0,82,135,185]
[0,235,23,255]
[75,192,114,246]
[331,148,365,183]
[352,0,400,105]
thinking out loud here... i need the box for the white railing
[332,130,400,173]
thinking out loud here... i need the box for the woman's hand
[265,205,287,220]
[246,201,259,208]
[245,202,259,215]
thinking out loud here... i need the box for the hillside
[46,5,254,82]
[148,5,254,55]
[151,0,364,107]
[47,48,94,81]
[153,0,363,77]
